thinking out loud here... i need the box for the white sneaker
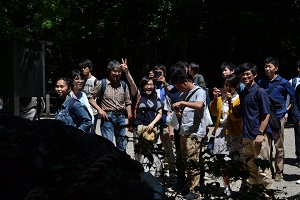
[296,179,300,184]
[224,186,232,197]
[204,173,215,180]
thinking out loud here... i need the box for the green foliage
[2,0,300,92]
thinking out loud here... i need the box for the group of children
[49,57,300,199]
[210,58,300,199]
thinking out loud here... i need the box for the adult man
[170,69,206,197]
[79,59,100,134]
[153,64,175,176]
[88,60,132,151]
[238,63,273,191]
[258,57,295,181]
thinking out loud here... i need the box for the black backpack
[254,78,283,140]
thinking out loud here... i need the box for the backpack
[68,98,92,127]
[96,79,127,105]
[254,79,283,140]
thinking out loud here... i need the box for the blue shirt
[238,82,245,93]
[258,75,295,120]
[55,97,92,132]
[156,83,173,126]
[240,83,272,139]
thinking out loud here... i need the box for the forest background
[1,0,300,94]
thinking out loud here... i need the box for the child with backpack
[68,70,94,130]
[238,63,273,194]
[80,58,100,133]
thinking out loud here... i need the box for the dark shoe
[185,192,200,199]
[239,181,250,192]
[172,180,189,195]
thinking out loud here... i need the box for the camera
[154,71,162,78]
[218,88,227,95]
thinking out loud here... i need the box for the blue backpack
[68,98,92,127]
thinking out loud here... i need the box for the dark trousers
[174,128,186,181]
[293,123,300,162]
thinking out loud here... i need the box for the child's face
[264,63,278,79]
[55,80,71,99]
[241,70,256,87]
[222,67,233,79]
[73,75,84,90]
[188,67,193,76]
[143,80,154,95]
[81,66,91,77]
[224,81,236,94]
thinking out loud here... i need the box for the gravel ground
[124,124,300,199]
[88,119,300,199]
[271,124,300,199]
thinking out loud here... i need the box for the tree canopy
[2,0,300,92]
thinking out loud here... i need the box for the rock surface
[0,115,153,200]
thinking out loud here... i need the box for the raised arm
[121,58,138,97]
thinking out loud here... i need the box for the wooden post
[46,94,50,116]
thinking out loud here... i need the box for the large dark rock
[0,115,153,200]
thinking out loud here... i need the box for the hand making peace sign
[120,58,128,73]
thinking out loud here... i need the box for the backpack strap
[267,77,283,94]
[100,79,126,98]
[133,95,142,118]
[101,79,106,98]
[254,86,260,103]
[185,88,200,102]
[120,80,127,93]
[292,77,297,88]
[68,97,78,125]
[254,86,265,125]
[94,78,99,87]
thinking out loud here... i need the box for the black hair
[170,69,189,85]
[177,60,189,68]
[68,69,82,80]
[79,59,93,69]
[189,62,199,74]
[220,62,236,71]
[170,62,185,77]
[56,77,73,88]
[225,74,240,88]
[264,57,279,67]
[154,64,166,75]
[296,60,300,68]
[237,63,258,76]
[139,76,157,99]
